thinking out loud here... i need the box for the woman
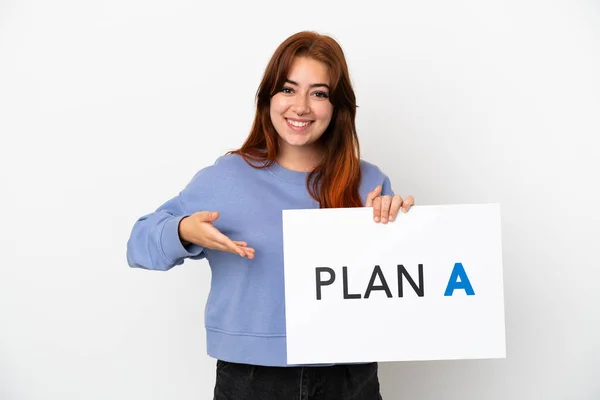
[127,31,414,400]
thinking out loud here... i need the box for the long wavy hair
[229,31,362,208]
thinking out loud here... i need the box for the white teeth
[288,119,311,127]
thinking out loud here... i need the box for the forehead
[287,57,330,84]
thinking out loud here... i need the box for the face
[269,57,334,154]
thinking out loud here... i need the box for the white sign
[282,204,505,364]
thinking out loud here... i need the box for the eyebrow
[285,79,330,90]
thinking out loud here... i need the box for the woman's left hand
[366,185,415,224]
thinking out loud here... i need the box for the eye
[280,87,294,94]
[314,91,329,99]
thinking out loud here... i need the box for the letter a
[444,263,475,296]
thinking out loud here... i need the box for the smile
[286,119,313,130]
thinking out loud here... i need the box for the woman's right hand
[178,211,255,259]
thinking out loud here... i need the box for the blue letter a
[444,262,475,296]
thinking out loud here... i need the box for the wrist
[178,217,191,246]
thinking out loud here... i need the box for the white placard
[282,204,505,364]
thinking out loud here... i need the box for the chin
[284,138,312,148]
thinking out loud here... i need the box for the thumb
[197,211,219,222]
[366,185,382,207]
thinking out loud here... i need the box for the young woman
[127,31,414,400]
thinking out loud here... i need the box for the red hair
[229,31,362,208]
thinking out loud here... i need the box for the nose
[292,94,310,116]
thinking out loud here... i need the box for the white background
[1,0,599,399]
[283,205,505,364]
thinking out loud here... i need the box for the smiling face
[269,57,334,159]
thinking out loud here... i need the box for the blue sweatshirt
[126,153,394,366]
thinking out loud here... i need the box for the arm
[126,187,205,272]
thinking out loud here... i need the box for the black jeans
[213,360,382,400]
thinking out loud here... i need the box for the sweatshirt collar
[266,161,310,185]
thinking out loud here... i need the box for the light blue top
[126,153,394,366]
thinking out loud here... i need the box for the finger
[365,185,382,207]
[213,232,247,257]
[234,244,255,253]
[197,211,219,223]
[242,246,255,259]
[380,196,392,224]
[212,241,245,257]
[230,241,255,258]
[373,196,382,222]
[207,223,253,257]
[402,195,415,213]
[232,241,255,259]
[389,195,403,221]
[243,248,256,260]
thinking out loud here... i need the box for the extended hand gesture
[179,212,255,259]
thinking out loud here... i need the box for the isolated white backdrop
[1,0,599,399]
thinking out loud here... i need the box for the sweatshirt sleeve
[359,160,396,205]
[381,174,395,197]
[126,180,206,272]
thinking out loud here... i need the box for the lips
[286,118,313,131]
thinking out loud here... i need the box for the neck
[276,140,324,172]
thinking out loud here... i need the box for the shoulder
[213,152,250,169]
[360,159,388,181]
[359,159,394,197]
[193,153,249,178]
[179,153,258,207]
[184,153,251,190]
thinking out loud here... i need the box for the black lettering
[397,264,425,297]
[315,267,335,300]
[343,266,361,299]
[364,265,392,298]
